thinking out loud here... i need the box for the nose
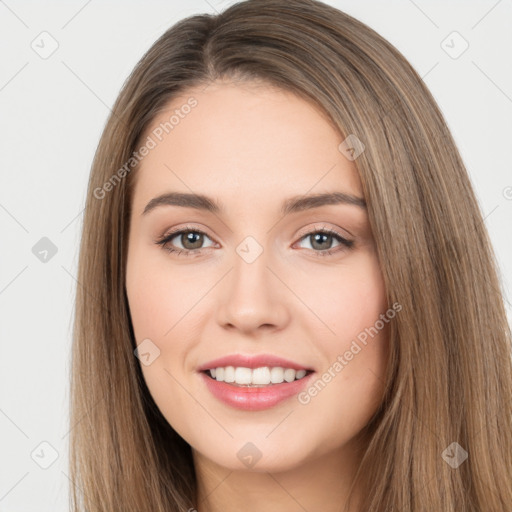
[215,249,291,335]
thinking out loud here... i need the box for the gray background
[1,0,511,510]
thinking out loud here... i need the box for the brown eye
[177,231,204,250]
[155,228,215,256]
[296,228,354,257]
[309,232,335,251]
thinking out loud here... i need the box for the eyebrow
[142,191,367,216]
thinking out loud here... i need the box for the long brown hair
[70,0,512,510]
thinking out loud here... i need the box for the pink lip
[198,354,313,372]
[200,371,315,411]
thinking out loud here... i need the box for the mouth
[199,365,316,411]
[197,354,316,410]
[201,366,314,387]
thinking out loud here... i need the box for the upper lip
[198,354,314,372]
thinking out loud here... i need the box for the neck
[193,440,365,512]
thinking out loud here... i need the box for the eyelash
[155,225,354,258]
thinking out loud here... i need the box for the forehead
[132,80,363,211]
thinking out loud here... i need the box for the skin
[125,79,390,512]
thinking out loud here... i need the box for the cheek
[126,247,207,399]
[126,245,200,343]
[127,274,179,342]
[299,252,389,418]
[298,252,388,340]
[297,325,389,441]
[126,250,201,435]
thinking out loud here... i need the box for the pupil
[312,233,331,250]
[183,232,203,250]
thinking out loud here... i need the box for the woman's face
[125,79,390,472]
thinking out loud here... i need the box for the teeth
[208,366,310,386]
[270,367,284,384]
[252,367,271,385]
[295,369,307,379]
[224,366,235,383]
[234,367,252,384]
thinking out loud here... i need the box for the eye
[155,226,216,256]
[295,227,354,257]
[155,225,354,258]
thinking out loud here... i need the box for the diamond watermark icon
[134,338,161,366]
[236,236,263,264]
[32,237,58,263]
[441,441,468,468]
[31,31,59,59]
[30,441,59,469]
[237,441,263,468]
[338,134,365,161]
[440,31,469,60]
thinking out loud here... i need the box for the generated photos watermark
[93,97,198,200]
[298,301,402,405]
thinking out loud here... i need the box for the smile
[205,366,311,386]
[200,367,316,411]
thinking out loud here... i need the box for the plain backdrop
[1,0,511,510]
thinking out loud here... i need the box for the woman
[70,0,512,510]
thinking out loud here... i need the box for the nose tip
[215,256,291,335]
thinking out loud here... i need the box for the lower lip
[200,371,315,411]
